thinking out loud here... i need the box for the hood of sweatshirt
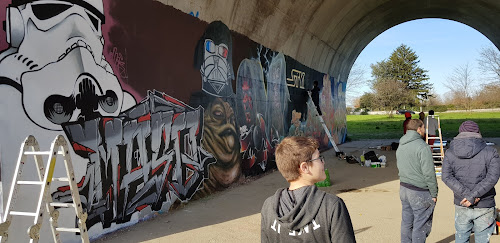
[399,130,423,145]
[451,132,486,159]
[271,185,325,230]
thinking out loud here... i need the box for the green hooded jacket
[396,130,438,197]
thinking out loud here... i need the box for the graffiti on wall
[0,0,347,239]
[190,21,241,193]
[53,91,214,229]
[0,0,136,131]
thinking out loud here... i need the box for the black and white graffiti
[52,91,215,229]
[0,0,136,131]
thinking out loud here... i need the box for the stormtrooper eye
[86,10,101,31]
[218,46,228,58]
[31,3,71,20]
[205,40,215,54]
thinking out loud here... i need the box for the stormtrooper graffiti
[52,91,214,229]
[0,0,136,131]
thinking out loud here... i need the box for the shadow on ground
[93,138,500,242]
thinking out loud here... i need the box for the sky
[348,18,496,106]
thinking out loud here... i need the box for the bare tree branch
[477,46,500,84]
[445,63,476,111]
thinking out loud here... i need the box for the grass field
[346,112,500,140]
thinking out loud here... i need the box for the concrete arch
[165,0,500,83]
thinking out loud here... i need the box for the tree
[477,46,500,84]
[372,78,413,116]
[371,44,432,102]
[445,63,476,111]
[346,63,368,106]
[358,92,375,110]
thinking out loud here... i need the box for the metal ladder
[425,115,445,164]
[307,92,341,153]
[0,135,89,243]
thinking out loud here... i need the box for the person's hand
[474,198,481,204]
[460,198,472,207]
[432,198,437,203]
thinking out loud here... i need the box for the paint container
[365,159,371,167]
[381,162,386,168]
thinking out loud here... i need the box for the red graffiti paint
[138,113,151,123]
[131,165,142,173]
[152,161,167,175]
[72,142,96,153]
[57,176,85,192]
[136,205,148,211]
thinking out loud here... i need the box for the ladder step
[427,137,440,140]
[50,202,74,208]
[430,145,442,148]
[24,151,51,155]
[17,181,44,185]
[56,227,81,233]
[52,177,69,182]
[432,153,443,155]
[10,211,37,217]
[433,156,443,158]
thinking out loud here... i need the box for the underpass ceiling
[160,0,500,83]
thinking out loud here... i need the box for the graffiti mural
[0,0,347,240]
[190,21,241,193]
[0,0,136,131]
[236,58,274,174]
[53,91,214,229]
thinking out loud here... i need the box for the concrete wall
[0,0,346,241]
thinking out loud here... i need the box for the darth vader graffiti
[191,21,241,191]
[0,0,136,130]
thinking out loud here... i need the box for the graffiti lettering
[189,11,200,18]
[112,47,129,80]
[53,91,215,229]
[286,69,306,89]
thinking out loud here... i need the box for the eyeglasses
[308,156,324,163]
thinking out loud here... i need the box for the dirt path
[95,138,500,243]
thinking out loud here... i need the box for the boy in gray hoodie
[261,136,355,242]
[397,119,438,243]
[442,120,500,243]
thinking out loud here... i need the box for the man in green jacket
[397,119,438,243]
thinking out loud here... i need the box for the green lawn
[346,112,500,140]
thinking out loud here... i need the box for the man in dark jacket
[397,119,438,243]
[261,136,355,242]
[310,81,322,115]
[442,120,500,243]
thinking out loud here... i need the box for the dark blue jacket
[442,132,500,208]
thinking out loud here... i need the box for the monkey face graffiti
[202,97,241,186]
[201,39,230,97]
[0,0,134,130]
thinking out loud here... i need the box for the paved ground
[95,138,500,243]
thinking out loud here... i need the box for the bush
[360,110,369,115]
[428,105,448,112]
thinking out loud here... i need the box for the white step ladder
[425,115,445,163]
[307,92,341,153]
[0,135,89,243]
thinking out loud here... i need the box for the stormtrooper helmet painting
[0,0,136,130]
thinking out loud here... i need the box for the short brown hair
[407,119,424,131]
[275,136,319,182]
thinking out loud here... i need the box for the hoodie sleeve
[419,144,438,197]
[442,151,473,199]
[330,198,356,243]
[469,149,500,201]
